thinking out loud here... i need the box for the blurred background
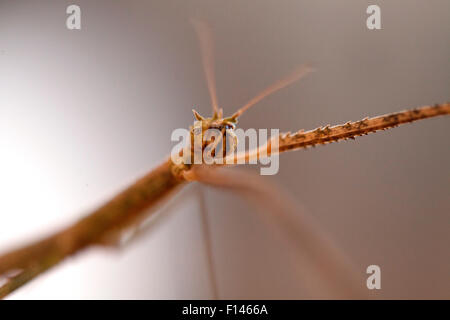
[0,0,449,299]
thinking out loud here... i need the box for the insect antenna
[191,18,220,118]
[229,65,314,121]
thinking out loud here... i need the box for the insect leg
[184,166,369,299]
[197,187,220,299]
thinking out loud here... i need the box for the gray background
[0,0,449,299]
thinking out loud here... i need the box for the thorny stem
[0,102,448,298]
[226,103,450,163]
[277,103,450,153]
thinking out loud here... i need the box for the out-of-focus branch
[0,160,185,298]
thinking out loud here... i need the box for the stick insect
[0,19,448,299]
